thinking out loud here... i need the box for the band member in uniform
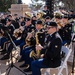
[13,14,19,22]
[42,5,50,18]
[45,16,51,22]
[54,13,62,29]
[24,12,32,21]
[19,18,35,55]
[58,15,72,45]
[31,15,37,26]
[19,16,25,26]
[31,22,62,75]
[19,20,45,72]
[8,14,19,29]
[0,19,15,54]
[0,18,35,60]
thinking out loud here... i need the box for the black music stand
[71,22,75,75]
[0,24,28,75]
[71,33,75,75]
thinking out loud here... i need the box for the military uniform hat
[25,12,32,18]
[46,22,57,27]
[45,16,51,19]
[25,18,31,22]
[19,16,24,19]
[36,20,43,25]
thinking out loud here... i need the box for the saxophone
[29,32,41,60]
[23,30,35,49]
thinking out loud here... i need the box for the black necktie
[45,35,51,43]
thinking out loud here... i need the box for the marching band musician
[58,15,72,46]
[18,16,25,26]
[18,20,46,72]
[42,5,50,18]
[7,14,19,29]
[36,11,46,23]
[0,19,15,55]
[0,17,35,60]
[44,16,51,29]
[31,15,37,26]
[68,10,75,19]
[13,14,19,22]
[54,12,63,29]
[24,12,32,21]
[19,18,35,55]
[31,22,62,75]
[45,16,51,22]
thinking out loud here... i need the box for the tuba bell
[25,12,32,19]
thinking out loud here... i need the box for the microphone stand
[3,30,28,75]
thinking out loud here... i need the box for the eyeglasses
[46,27,54,29]
[6,21,9,23]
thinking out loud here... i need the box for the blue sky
[22,0,31,4]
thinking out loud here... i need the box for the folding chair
[0,71,1,75]
[43,46,72,75]
[0,64,1,75]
